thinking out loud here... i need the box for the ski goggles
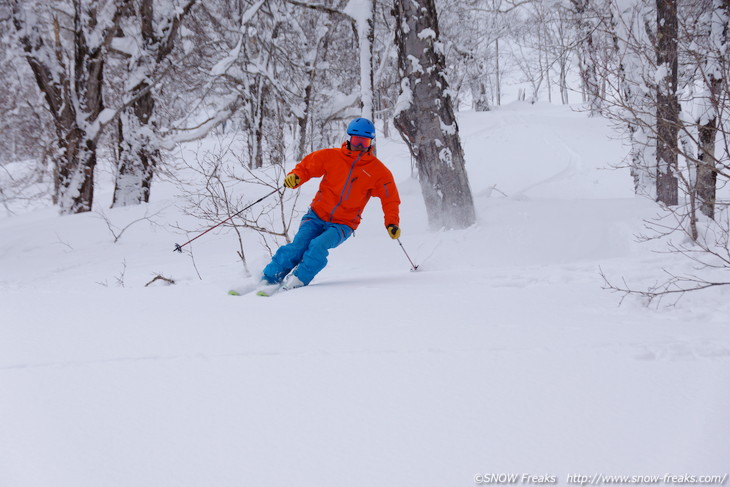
[350,135,372,149]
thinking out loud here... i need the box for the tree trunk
[695,0,729,219]
[113,87,157,206]
[55,124,98,213]
[359,0,376,122]
[298,79,313,161]
[474,82,490,111]
[249,76,266,169]
[610,0,656,198]
[112,0,196,207]
[346,0,376,154]
[392,0,476,230]
[655,0,679,206]
[559,54,569,104]
[571,0,601,115]
[696,115,718,219]
[495,38,501,106]
[544,45,552,104]
[298,21,333,160]
[12,0,119,214]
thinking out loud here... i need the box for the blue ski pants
[262,209,353,285]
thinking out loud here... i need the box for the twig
[600,266,730,307]
[488,184,509,198]
[145,274,176,287]
[114,259,127,288]
[54,232,74,252]
[96,207,165,244]
[187,245,203,280]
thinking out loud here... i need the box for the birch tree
[393,0,476,229]
[287,0,376,126]
[345,0,376,123]
[655,0,679,206]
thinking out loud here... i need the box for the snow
[2,102,730,486]
[418,28,437,41]
[318,91,359,121]
[210,37,243,76]
[207,0,267,78]
[343,0,371,22]
[86,108,117,140]
[161,94,242,148]
[393,77,413,118]
[440,117,457,135]
[438,147,453,168]
[110,35,142,58]
[239,0,267,32]
[407,54,424,74]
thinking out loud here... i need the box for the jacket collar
[340,141,373,160]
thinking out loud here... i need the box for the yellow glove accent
[387,224,401,239]
[284,174,300,189]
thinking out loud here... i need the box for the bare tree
[169,140,300,273]
[287,0,376,123]
[571,0,603,114]
[693,0,729,219]
[393,0,476,229]
[111,0,198,207]
[347,0,376,123]
[599,0,730,302]
[655,0,680,206]
[438,0,511,110]
[11,0,131,214]
[0,42,54,214]
[607,0,657,196]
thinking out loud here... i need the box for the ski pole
[173,186,281,253]
[397,238,419,271]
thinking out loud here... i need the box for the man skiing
[258,117,401,293]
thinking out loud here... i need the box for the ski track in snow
[3,338,730,373]
[511,130,584,197]
[2,102,730,486]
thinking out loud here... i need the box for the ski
[226,284,280,297]
[255,286,281,297]
[254,281,283,297]
[226,281,259,296]
[228,277,300,297]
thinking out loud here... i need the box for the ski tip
[256,291,272,297]
[228,290,242,296]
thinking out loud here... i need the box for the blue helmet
[347,118,376,139]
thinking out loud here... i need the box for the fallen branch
[144,274,176,287]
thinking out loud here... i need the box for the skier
[258,117,401,293]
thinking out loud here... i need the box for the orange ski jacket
[288,143,400,230]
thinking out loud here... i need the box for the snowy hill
[2,103,729,486]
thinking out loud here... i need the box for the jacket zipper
[328,151,364,222]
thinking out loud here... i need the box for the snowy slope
[1,102,729,487]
